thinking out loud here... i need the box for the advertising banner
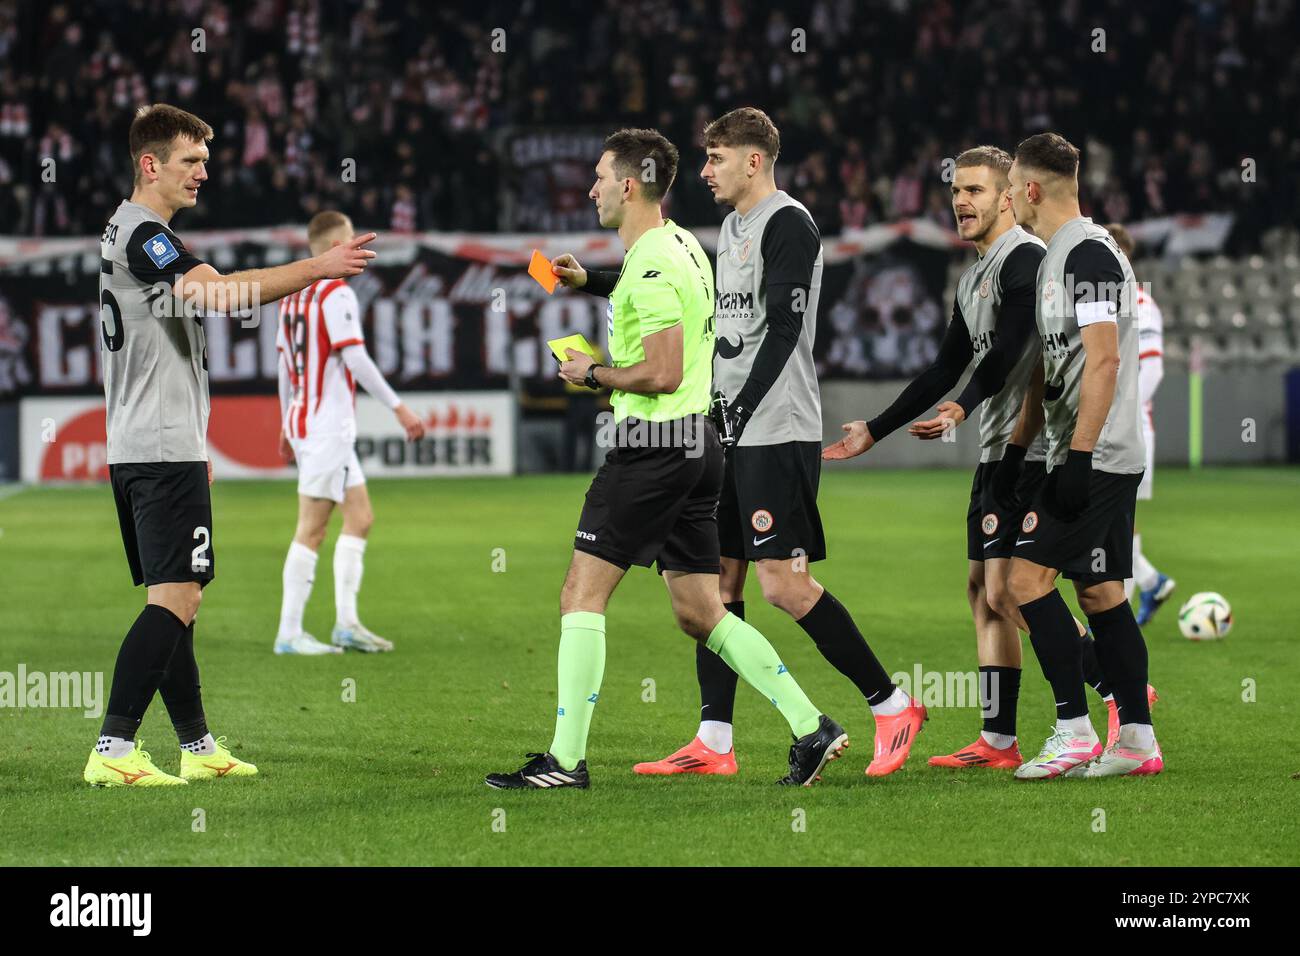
[18,391,514,483]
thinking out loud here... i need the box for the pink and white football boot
[1014,725,1102,780]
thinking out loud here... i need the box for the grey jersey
[955,225,1046,462]
[100,200,209,464]
[1036,216,1145,473]
[713,190,823,445]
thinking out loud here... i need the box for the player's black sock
[1019,591,1089,721]
[796,589,895,705]
[696,601,743,723]
[101,604,188,740]
[1080,630,1111,698]
[159,622,209,745]
[1086,600,1151,725]
[979,665,1021,738]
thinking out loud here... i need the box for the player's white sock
[870,685,910,717]
[278,542,318,638]
[334,534,367,627]
[980,731,1016,750]
[1132,534,1159,591]
[181,733,216,755]
[697,720,733,754]
[1119,722,1156,750]
[1124,576,1137,600]
[96,735,134,758]
[1056,715,1095,739]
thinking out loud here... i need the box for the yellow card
[547,333,600,362]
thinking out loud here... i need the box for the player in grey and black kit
[83,104,376,787]
[1000,132,1161,780]
[633,108,926,780]
[823,146,1144,769]
[824,147,1049,769]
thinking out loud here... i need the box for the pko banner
[0,226,956,402]
[18,391,514,483]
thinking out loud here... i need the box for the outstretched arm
[171,233,377,313]
[823,301,972,460]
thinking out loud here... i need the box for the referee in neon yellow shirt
[486,129,848,790]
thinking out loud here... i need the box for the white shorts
[292,436,365,503]
[1137,424,1155,500]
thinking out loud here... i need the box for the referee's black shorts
[574,414,723,575]
[967,458,1048,561]
[111,461,215,588]
[718,440,826,563]
[1013,467,1142,583]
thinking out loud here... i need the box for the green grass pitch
[1,467,1296,866]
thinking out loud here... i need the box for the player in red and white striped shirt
[273,211,425,655]
[1107,225,1175,624]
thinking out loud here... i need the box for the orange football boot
[928,735,1022,769]
[865,697,927,777]
[633,737,738,775]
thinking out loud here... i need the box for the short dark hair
[308,210,352,245]
[603,128,679,202]
[955,145,1012,189]
[1014,132,1080,178]
[703,107,781,163]
[1105,222,1135,257]
[129,104,214,183]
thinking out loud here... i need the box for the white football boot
[274,631,343,655]
[1014,724,1102,780]
[331,622,394,653]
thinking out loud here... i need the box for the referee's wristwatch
[583,363,606,389]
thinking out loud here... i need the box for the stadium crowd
[2,0,1296,244]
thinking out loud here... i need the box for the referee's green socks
[706,612,821,738]
[549,611,606,772]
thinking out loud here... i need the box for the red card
[528,249,558,294]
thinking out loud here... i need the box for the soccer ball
[1177,592,1232,640]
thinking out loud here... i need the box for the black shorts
[1013,468,1142,582]
[574,415,723,575]
[718,441,826,563]
[111,461,215,588]
[967,458,1048,561]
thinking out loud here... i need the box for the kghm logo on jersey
[1022,511,1039,533]
[751,509,773,533]
[1041,330,1070,359]
[716,290,754,311]
[982,513,998,535]
[143,232,179,268]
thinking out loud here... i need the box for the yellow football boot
[180,736,258,781]
[84,739,188,788]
